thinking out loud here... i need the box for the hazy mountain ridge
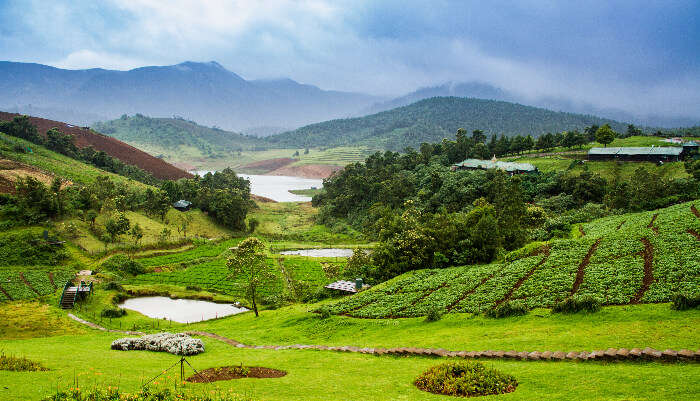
[0,61,380,132]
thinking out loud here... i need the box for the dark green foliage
[185,285,202,292]
[268,97,625,151]
[424,306,443,322]
[595,124,617,147]
[317,305,332,319]
[0,230,68,265]
[103,281,124,291]
[105,213,131,242]
[0,115,43,143]
[42,387,234,401]
[101,255,145,276]
[111,292,128,304]
[485,301,529,318]
[670,293,700,311]
[552,295,601,314]
[0,353,48,372]
[414,361,517,397]
[100,307,127,318]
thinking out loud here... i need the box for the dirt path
[616,220,626,231]
[0,283,13,300]
[48,272,56,290]
[648,214,659,234]
[67,313,144,335]
[571,239,601,295]
[495,249,550,307]
[19,272,40,296]
[631,238,654,304]
[446,268,504,312]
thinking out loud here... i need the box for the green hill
[93,114,266,162]
[266,97,628,150]
[325,201,700,318]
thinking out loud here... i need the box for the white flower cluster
[111,332,205,355]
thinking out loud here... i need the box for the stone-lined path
[67,315,700,363]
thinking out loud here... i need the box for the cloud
[0,0,699,121]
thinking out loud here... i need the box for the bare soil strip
[19,272,40,296]
[692,204,700,219]
[687,229,700,242]
[396,282,449,315]
[445,268,504,312]
[571,239,601,296]
[495,249,551,307]
[0,283,13,300]
[578,225,585,237]
[48,272,56,290]
[631,238,654,304]
[616,220,626,230]
[186,366,287,382]
[648,214,659,234]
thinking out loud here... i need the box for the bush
[414,361,517,397]
[0,352,47,371]
[103,281,124,291]
[42,387,242,401]
[552,295,601,314]
[101,254,145,276]
[671,293,700,311]
[485,301,528,318]
[111,292,128,305]
[101,307,127,318]
[111,332,204,355]
[317,305,332,319]
[424,306,443,322]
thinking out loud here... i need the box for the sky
[1,0,699,120]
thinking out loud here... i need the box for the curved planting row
[326,201,700,318]
[0,268,75,302]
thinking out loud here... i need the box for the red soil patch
[19,272,40,296]
[578,225,585,237]
[647,214,659,234]
[186,366,286,383]
[267,163,342,179]
[0,283,12,300]
[570,239,601,295]
[0,159,72,194]
[48,272,56,290]
[692,205,700,219]
[242,158,296,171]
[495,248,551,307]
[631,238,654,304]
[687,229,700,242]
[0,112,192,180]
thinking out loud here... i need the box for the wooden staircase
[59,283,78,309]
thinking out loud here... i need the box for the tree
[105,213,130,242]
[626,124,643,138]
[226,237,275,317]
[129,223,144,246]
[86,209,98,229]
[158,227,172,243]
[595,124,617,147]
[176,213,193,238]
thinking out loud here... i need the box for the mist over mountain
[0,61,380,132]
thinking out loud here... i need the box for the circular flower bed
[186,365,287,382]
[414,361,517,397]
[111,332,204,355]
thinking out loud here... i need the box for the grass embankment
[288,188,323,197]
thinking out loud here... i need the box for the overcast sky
[1,0,699,119]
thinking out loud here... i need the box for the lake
[195,171,322,202]
[279,248,355,257]
[118,296,248,323]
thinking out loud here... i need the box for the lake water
[279,248,355,257]
[194,171,322,202]
[118,296,248,323]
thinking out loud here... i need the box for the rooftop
[453,159,537,172]
[588,147,683,156]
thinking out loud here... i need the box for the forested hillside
[93,114,266,160]
[266,97,628,150]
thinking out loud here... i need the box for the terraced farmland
[294,147,375,166]
[0,268,75,301]
[325,201,700,318]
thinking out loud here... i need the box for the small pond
[194,171,322,202]
[279,248,355,257]
[118,296,248,323]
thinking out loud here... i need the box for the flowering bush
[414,361,517,397]
[111,333,204,355]
[42,386,249,401]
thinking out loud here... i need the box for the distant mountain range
[0,61,380,132]
[266,97,628,151]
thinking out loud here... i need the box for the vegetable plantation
[324,201,700,318]
[0,268,75,301]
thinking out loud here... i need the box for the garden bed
[186,366,287,382]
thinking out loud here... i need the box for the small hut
[173,200,192,212]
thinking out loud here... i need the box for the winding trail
[571,239,601,296]
[631,238,654,304]
[66,313,700,363]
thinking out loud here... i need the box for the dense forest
[314,129,700,283]
[266,97,628,150]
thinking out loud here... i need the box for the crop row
[0,268,75,302]
[137,239,240,267]
[326,201,700,318]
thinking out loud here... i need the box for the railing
[58,281,71,307]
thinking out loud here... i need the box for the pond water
[194,171,322,202]
[279,248,355,257]
[118,296,248,323]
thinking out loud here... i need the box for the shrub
[552,295,601,314]
[671,293,700,311]
[101,307,127,318]
[0,352,47,371]
[111,292,128,305]
[485,301,528,318]
[414,361,517,397]
[101,254,145,276]
[317,305,332,319]
[424,306,443,322]
[103,281,124,291]
[42,387,246,401]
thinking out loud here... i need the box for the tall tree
[595,124,617,147]
[226,237,275,317]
